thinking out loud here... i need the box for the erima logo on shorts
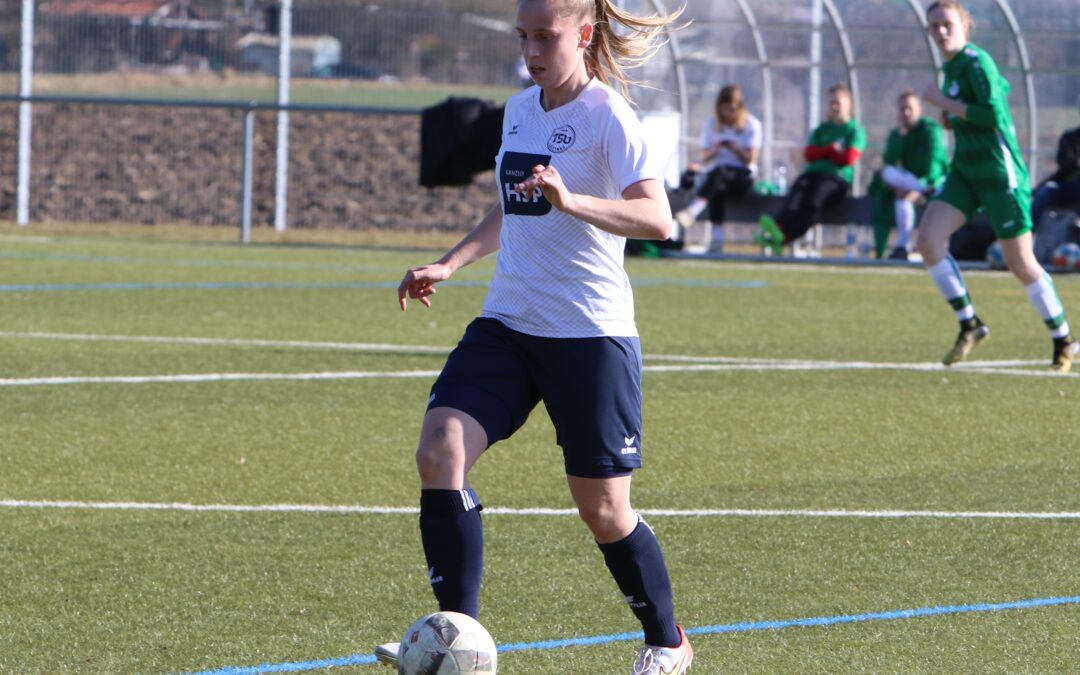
[621,434,638,455]
[547,125,576,153]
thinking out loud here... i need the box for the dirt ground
[0,103,492,233]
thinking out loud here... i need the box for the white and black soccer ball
[1051,242,1080,272]
[397,611,497,675]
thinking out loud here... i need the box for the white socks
[710,224,724,250]
[1025,274,1071,338]
[684,198,707,220]
[894,200,916,248]
[928,256,975,320]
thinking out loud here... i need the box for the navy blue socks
[598,517,680,647]
[419,488,484,619]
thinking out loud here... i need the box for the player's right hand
[398,263,451,311]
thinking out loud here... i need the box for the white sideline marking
[0,332,1046,367]
[0,331,450,354]
[2,499,1079,519]
[1,331,1075,386]
[0,370,442,386]
[1,361,1075,387]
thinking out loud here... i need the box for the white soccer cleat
[374,641,399,668]
[632,624,694,675]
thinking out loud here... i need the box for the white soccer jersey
[484,78,662,338]
[700,113,763,176]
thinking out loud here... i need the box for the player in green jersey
[915,0,1076,372]
[868,90,949,260]
[754,84,866,254]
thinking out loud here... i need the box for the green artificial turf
[1,231,1077,673]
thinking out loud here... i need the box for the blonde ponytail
[561,0,688,105]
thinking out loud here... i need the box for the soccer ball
[397,611,497,675]
[985,240,1006,269]
[1051,242,1080,271]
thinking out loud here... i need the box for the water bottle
[775,163,788,195]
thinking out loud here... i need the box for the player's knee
[914,229,944,259]
[576,500,627,540]
[415,428,465,485]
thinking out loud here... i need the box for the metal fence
[1,0,1079,234]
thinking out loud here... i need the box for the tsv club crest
[547,125,576,153]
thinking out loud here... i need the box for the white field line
[1,361,1075,387]
[2,499,1079,520]
[1,331,1075,386]
[0,331,1054,368]
[0,331,451,354]
[0,371,442,386]
[0,331,1050,368]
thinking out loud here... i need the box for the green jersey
[882,116,949,187]
[805,118,866,184]
[941,43,1029,190]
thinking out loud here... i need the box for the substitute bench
[666,188,994,260]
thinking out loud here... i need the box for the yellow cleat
[943,318,990,366]
[1052,335,1077,373]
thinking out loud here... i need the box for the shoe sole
[374,645,398,668]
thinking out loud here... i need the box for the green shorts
[934,168,1032,239]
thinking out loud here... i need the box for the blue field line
[0,280,470,292]
[182,594,1080,675]
[0,278,766,293]
[0,250,455,275]
[185,654,378,674]
[0,250,395,272]
[633,278,767,289]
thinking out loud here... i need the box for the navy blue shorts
[428,318,644,478]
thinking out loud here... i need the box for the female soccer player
[916,0,1075,371]
[384,1,694,673]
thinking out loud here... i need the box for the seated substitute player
[380,1,695,674]
[868,90,949,260]
[672,83,763,252]
[915,0,1076,371]
[753,83,866,255]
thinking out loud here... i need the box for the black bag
[420,98,504,187]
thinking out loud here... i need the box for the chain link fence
[1,0,1078,233]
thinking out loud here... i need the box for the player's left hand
[516,164,572,212]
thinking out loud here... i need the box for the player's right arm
[398,204,502,311]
